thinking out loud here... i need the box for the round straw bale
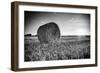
[37,22,60,43]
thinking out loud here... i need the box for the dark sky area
[24,11,90,36]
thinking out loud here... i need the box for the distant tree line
[25,34,37,37]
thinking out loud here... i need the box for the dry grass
[24,36,90,61]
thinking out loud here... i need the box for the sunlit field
[24,36,90,62]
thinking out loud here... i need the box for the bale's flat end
[37,22,61,44]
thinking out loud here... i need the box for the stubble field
[24,36,90,62]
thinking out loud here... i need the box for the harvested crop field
[24,36,90,62]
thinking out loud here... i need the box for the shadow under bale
[37,22,61,44]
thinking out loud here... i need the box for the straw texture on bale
[37,22,61,43]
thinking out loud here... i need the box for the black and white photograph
[24,11,90,61]
[11,1,97,71]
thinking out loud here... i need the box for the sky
[24,11,90,36]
